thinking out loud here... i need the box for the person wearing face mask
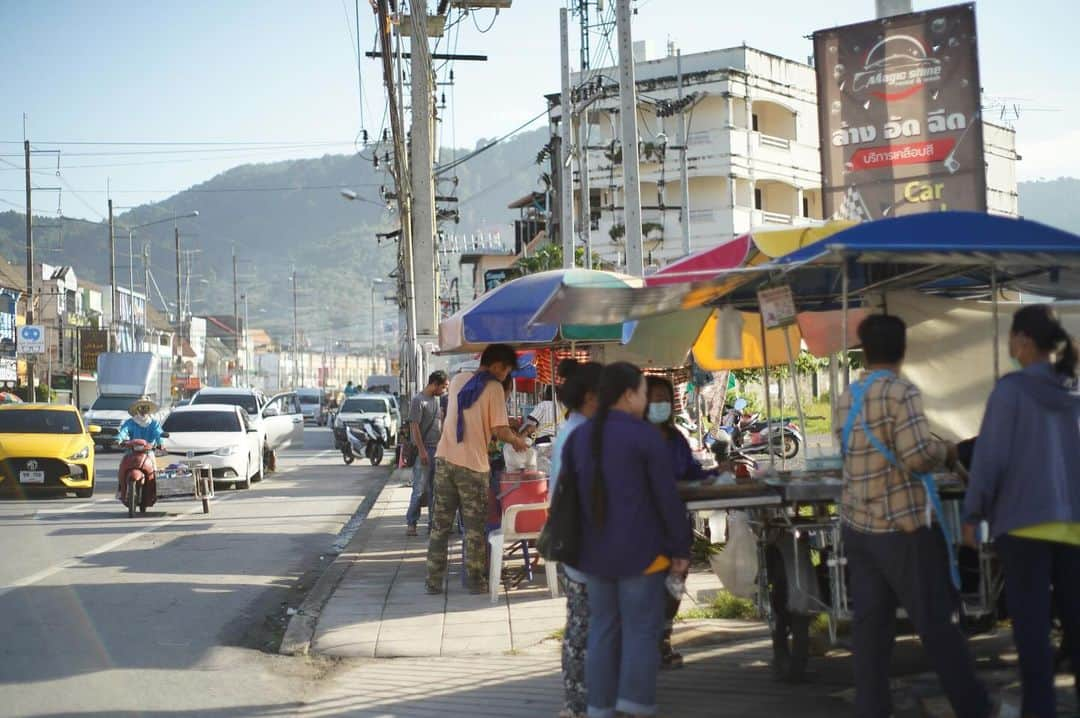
[964,305,1080,718]
[644,375,714,670]
[563,362,692,718]
[116,396,165,449]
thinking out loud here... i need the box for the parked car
[161,405,263,489]
[0,404,100,498]
[189,388,304,468]
[297,387,327,426]
[334,394,398,447]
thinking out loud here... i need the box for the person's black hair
[1012,304,1078,379]
[480,343,517,370]
[858,314,907,365]
[556,357,579,380]
[645,375,676,432]
[427,370,448,386]
[590,362,643,527]
[560,361,603,412]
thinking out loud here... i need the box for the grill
[0,457,76,487]
[168,450,215,458]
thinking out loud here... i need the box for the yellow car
[0,404,100,498]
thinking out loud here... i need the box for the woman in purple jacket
[965,304,1080,718]
[564,362,693,718]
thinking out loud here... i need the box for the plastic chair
[488,472,559,604]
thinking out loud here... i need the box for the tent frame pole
[760,313,776,474]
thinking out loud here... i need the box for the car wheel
[251,452,263,483]
[235,464,251,490]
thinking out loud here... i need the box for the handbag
[537,462,583,566]
[403,400,437,468]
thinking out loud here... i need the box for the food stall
[530,211,1080,681]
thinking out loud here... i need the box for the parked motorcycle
[340,419,388,466]
[720,399,802,460]
[118,438,165,517]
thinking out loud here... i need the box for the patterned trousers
[425,458,489,589]
[560,569,589,715]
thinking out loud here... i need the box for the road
[0,426,387,717]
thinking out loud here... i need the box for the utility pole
[376,0,417,396]
[175,226,182,361]
[559,8,575,268]
[142,243,150,346]
[676,49,691,257]
[24,139,35,401]
[616,0,644,277]
[578,104,592,269]
[875,0,912,17]
[232,249,240,380]
[128,229,136,348]
[108,199,116,351]
[409,0,437,371]
[291,269,298,389]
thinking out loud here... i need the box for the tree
[515,243,603,275]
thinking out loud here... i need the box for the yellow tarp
[693,311,803,370]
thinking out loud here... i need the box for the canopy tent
[438,268,641,353]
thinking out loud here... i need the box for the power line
[434,108,548,176]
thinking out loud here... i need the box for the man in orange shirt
[426,344,528,594]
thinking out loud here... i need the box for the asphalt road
[0,426,388,717]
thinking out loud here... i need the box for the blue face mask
[647,401,672,424]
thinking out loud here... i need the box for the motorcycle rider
[115,396,165,501]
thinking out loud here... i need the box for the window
[340,398,388,414]
[0,410,81,434]
[91,395,142,411]
[163,411,241,433]
[802,196,810,218]
[751,114,759,132]
[754,189,763,210]
[192,393,259,415]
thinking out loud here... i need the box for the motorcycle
[720,400,803,460]
[118,438,165,517]
[340,419,388,466]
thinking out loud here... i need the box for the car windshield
[340,398,386,414]
[191,393,258,415]
[298,394,320,405]
[163,411,241,433]
[0,410,82,434]
[90,395,140,411]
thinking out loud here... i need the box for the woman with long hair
[549,360,603,718]
[563,362,692,718]
[965,304,1080,718]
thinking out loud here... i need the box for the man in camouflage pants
[426,344,527,594]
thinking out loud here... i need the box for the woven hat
[128,396,159,416]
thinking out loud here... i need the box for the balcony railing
[760,210,794,225]
[759,133,792,150]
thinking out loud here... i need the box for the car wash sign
[17,325,46,355]
[813,3,985,221]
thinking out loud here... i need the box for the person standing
[564,362,692,718]
[964,305,1080,718]
[425,344,528,595]
[836,314,991,718]
[550,360,603,718]
[406,370,449,537]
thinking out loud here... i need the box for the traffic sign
[17,325,46,355]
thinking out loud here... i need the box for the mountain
[1018,178,1080,235]
[0,126,551,345]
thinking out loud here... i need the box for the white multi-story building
[557,44,1018,268]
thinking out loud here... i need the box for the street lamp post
[370,279,385,374]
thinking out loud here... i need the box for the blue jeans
[406,445,437,527]
[585,572,666,718]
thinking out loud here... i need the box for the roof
[507,192,547,210]
[195,386,259,395]
[0,403,78,412]
[169,403,243,414]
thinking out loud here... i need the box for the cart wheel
[766,546,810,683]
[202,498,209,514]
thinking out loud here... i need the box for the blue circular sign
[20,326,42,341]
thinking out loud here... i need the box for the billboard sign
[79,329,109,371]
[813,3,985,221]
[17,325,46,355]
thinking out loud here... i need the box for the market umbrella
[439,268,641,353]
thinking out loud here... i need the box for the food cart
[530,211,1080,681]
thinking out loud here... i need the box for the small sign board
[79,329,109,370]
[17,325,46,355]
[757,285,798,330]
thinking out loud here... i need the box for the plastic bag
[709,510,758,599]
[503,442,537,472]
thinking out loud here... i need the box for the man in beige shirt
[426,344,527,594]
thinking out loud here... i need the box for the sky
[2,0,1078,222]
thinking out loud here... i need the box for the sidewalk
[309,480,728,659]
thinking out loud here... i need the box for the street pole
[409,0,437,360]
[291,269,298,389]
[578,101,592,269]
[559,8,575,268]
[128,229,135,350]
[175,226,182,362]
[24,139,35,400]
[242,293,250,387]
[232,249,240,379]
[876,0,912,17]
[616,0,644,277]
[142,243,150,346]
[108,199,116,351]
[676,49,691,258]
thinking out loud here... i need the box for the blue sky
[2,0,1077,221]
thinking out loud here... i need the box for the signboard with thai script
[757,284,798,329]
[79,329,109,371]
[813,3,985,221]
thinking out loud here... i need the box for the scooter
[738,419,803,460]
[341,419,388,466]
[118,438,165,517]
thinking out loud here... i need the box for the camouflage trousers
[425,459,489,589]
[559,568,589,715]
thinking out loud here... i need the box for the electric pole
[616,0,643,277]
[174,225,182,364]
[578,103,592,268]
[108,199,116,351]
[559,8,575,268]
[24,139,35,401]
[291,269,298,389]
[232,249,240,379]
[409,1,438,371]
[142,243,150,344]
[676,49,691,257]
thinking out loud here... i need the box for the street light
[371,279,385,371]
[123,211,199,351]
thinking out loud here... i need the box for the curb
[279,467,396,656]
